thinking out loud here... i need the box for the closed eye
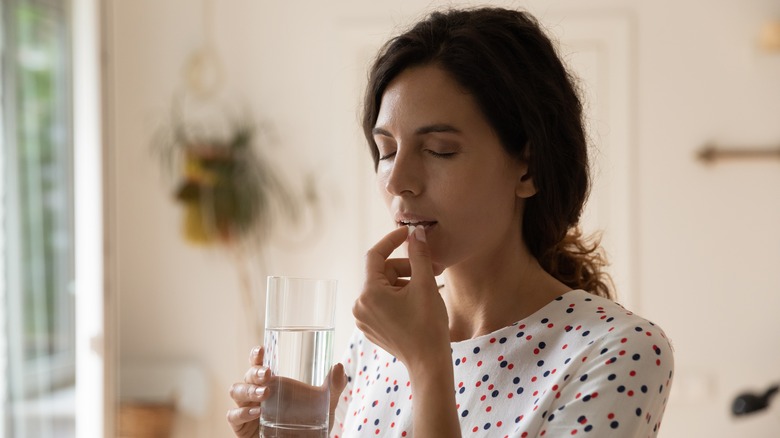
[378,151,396,161]
[427,150,456,159]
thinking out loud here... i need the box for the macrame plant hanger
[178,0,262,341]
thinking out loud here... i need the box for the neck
[441,241,570,342]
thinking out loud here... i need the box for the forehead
[376,65,482,129]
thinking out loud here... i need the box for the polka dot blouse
[330,289,674,437]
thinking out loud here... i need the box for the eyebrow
[372,123,462,137]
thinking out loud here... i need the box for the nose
[383,149,422,197]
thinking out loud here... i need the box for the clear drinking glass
[260,276,337,438]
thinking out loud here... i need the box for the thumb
[407,225,436,286]
[328,363,347,414]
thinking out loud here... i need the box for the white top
[330,289,674,437]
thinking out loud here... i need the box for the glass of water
[260,276,337,438]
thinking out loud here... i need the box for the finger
[407,226,437,287]
[244,365,271,385]
[229,382,269,405]
[384,258,411,283]
[365,227,409,280]
[226,405,262,426]
[249,346,264,366]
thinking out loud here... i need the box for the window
[1,0,75,436]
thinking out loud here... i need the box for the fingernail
[407,224,415,236]
[249,407,261,416]
[250,346,260,357]
[255,387,265,396]
[414,226,426,243]
[256,367,268,379]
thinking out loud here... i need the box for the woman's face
[373,65,533,271]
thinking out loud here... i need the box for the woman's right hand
[227,346,270,438]
[227,346,348,437]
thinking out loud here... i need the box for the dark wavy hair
[362,7,613,299]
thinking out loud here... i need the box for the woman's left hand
[352,226,450,369]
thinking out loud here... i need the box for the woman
[228,7,673,437]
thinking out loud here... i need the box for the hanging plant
[155,110,303,247]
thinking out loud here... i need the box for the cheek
[375,172,392,206]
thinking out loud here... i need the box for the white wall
[109,0,780,436]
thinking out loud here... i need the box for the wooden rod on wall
[697,143,780,163]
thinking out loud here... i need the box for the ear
[515,160,537,199]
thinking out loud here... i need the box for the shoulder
[564,290,675,382]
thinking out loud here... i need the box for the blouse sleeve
[534,320,674,437]
[329,328,361,438]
